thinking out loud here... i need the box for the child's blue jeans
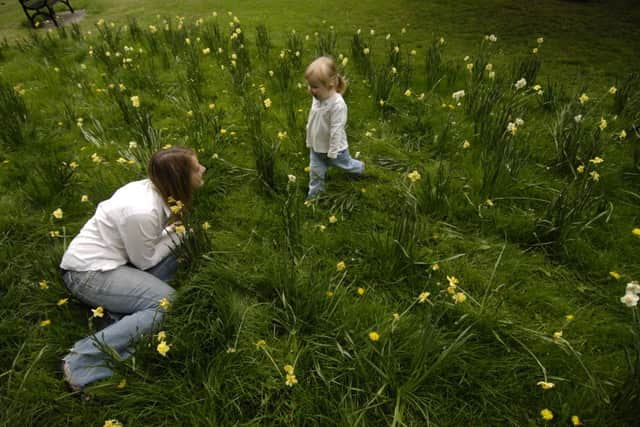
[308,148,364,198]
[62,255,177,388]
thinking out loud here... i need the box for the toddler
[305,56,364,199]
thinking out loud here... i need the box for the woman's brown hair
[148,146,197,208]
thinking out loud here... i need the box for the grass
[1,0,640,426]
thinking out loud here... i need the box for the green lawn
[1,1,640,425]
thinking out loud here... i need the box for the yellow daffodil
[553,330,563,340]
[536,381,555,390]
[202,221,210,230]
[576,164,585,173]
[407,170,421,182]
[571,415,582,426]
[103,420,123,427]
[81,195,89,203]
[329,215,338,224]
[447,276,459,286]
[263,98,272,108]
[579,93,589,104]
[608,86,617,95]
[404,89,412,97]
[57,298,69,306]
[157,330,167,341]
[49,230,60,238]
[599,117,607,130]
[326,290,334,298]
[453,292,466,304]
[319,224,326,232]
[157,340,170,356]
[589,171,600,182]
[462,140,471,149]
[174,225,186,234]
[589,156,604,164]
[610,271,622,280]
[431,263,440,271]
[39,280,49,290]
[485,198,494,207]
[632,228,640,236]
[130,95,140,108]
[92,306,104,318]
[202,47,211,55]
[536,37,544,44]
[336,261,346,272]
[117,379,127,389]
[379,99,385,107]
[255,339,266,348]
[418,291,430,303]
[533,84,542,91]
[40,319,51,327]
[392,312,400,321]
[170,200,184,213]
[52,208,63,219]
[159,297,170,310]
[565,314,575,321]
[368,331,380,341]
[304,166,311,173]
[285,373,298,386]
[357,287,365,296]
[619,129,627,140]
[540,408,553,421]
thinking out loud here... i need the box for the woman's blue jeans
[62,255,177,388]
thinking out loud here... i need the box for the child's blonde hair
[304,56,348,94]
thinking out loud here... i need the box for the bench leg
[45,5,59,26]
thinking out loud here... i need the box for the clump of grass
[255,24,272,61]
[0,79,29,149]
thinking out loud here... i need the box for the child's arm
[327,103,347,159]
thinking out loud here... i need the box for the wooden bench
[19,0,75,28]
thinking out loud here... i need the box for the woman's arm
[119,212,176,270]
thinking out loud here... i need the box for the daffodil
[336,261,346,272]
[357,287,365,296]
[103,420,123,427]
[157,330,167,341]
[404,89,412,97]
[92,306,104,318]
[553,330,563,340]
[57,298,69,306]
[633,228,640,236]
[589,171,600,182]
[202,221,210,230]
[368,331,380,341]
[536,381,555,390]
[392,312,400,321]
[407,170,421,182]
[608,86,617,95]
[418,291,430,303]
[52,208,64,219]
[81,195,89,202]
[157,340,170,356]
[589,156,604,164]
[447,276,459,286]
[329,215,338,224]
[130,95,140,108]
[40,319,51,327]
[619,129,627,140]
[431,263,440,271]
[565,314,575,321]
[610,271,621,280]
[39,280,49,289]
[159,297,170,310]
[117,379,127,389]
[540,408,553,421]
[174,225,186,234]
[263,98,272,108]
[453,292,466,304]
[576,164,585,173]
[571,415,582,426]
[255,339,266,348]
[579,93,589,104]
[599,117,607,130]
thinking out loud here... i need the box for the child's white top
[306,92,348,159]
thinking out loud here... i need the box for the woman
[60,146,206,390]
